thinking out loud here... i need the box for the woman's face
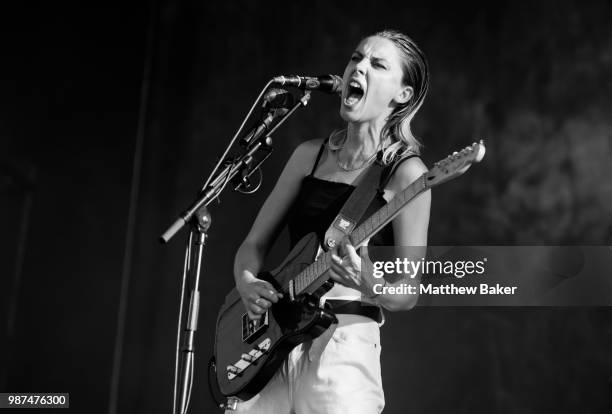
[340,36,411,126]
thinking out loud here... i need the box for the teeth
[344,79,364,107]
[344,96,359,106]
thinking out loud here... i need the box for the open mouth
[344,80,365,106]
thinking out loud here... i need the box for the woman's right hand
[236,274,283,319]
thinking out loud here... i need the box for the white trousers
[226,314,385,414]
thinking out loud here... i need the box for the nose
[354,56,368,75]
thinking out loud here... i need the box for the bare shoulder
[287,138,325,175]
[387,156,429,191]
[293,138,324,159]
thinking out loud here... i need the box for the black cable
[207,357,225,410]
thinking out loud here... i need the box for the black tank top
[286,140,418,249]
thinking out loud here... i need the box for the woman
[230,30,431,413]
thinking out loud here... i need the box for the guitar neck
[289,140,486,298]
[350,174,428,248]
[291,174,429,296]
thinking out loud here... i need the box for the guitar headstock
[425,140,486,187]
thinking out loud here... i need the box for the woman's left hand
[329,237,375,296]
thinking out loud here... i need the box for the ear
[394,85,413,105]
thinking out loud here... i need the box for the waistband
[325,299,383,324]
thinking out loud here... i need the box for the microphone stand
[160,91,311,243]
[163,91,312,414]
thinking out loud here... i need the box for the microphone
[272,74,342,95]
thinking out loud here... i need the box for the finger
[328,269,343,283]
[331,252,343,265]
[330,259,345,274]
[331,244,341,258]
[342,237,361,262]
[260,281,284,298]
[254,297,272,308]
[247,311,260,320]
[250,304,266,314]
[248,292,260,303]
[255,285,282,302]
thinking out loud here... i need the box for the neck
[344,120,385,163]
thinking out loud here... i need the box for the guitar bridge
[241,310,269,343]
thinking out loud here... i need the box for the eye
[373,61,387,69]
[350,54,360,62]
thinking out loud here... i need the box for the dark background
[2,1,612,413]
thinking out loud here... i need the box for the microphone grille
[329,74,343,95]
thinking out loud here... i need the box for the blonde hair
[334,30,430,164]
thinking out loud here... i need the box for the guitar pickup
[227,338,271,381]
[242,310,269,342]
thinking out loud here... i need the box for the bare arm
[235,139,322,318]
[329,157,431,311]
[377,157,431,311]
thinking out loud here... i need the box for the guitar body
[214,232,337,399]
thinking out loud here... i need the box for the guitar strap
[322,158,384,251]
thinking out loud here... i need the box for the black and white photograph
[1,1,612,413]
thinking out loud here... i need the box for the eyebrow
[352,50,389,64]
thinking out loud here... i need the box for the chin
[339,105,359,123]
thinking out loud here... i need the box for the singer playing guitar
[230,30,431,413]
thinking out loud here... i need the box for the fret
[392,196,400,212]
[308,265,315,284]
[368,220,379,237]
[322,252,330,272]
[352,229,360,246]
[297,273,304,293]
[309,266,316,285]
[294,275,300,294]
[356,226,367,243]
[395,189,405,204]
[305,263,312,284]
[357,227,365,243]
[388,198,396,214]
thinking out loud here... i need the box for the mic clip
[239,107,288,148]
[240,88,293,147]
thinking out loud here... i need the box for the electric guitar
[213,141,486,399]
